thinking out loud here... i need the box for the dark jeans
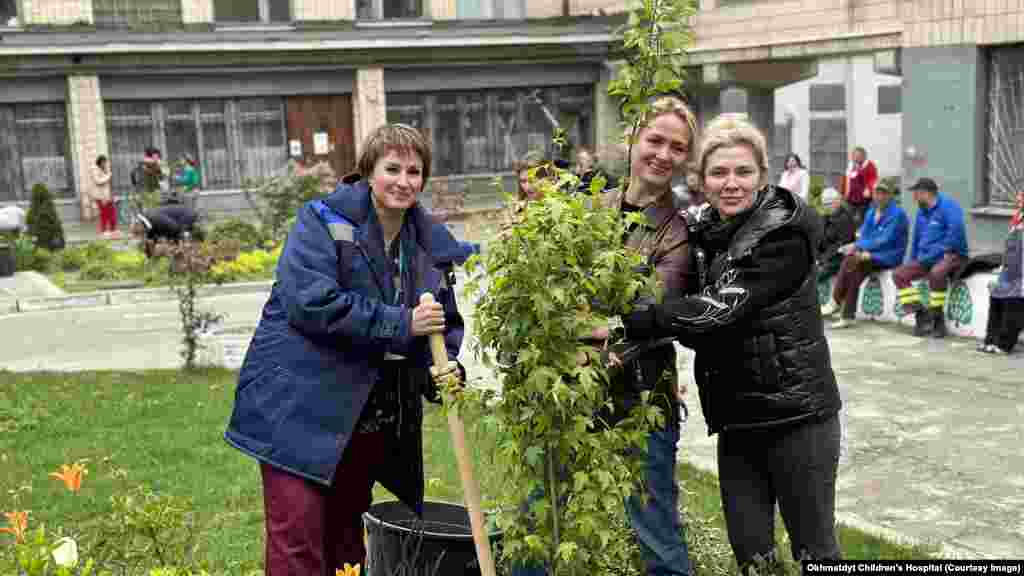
[832,255,879,319]
[717,414,841,566]
[261,430,387,576]
[625,421,691,576]
[512,421,690,576]
[985,297,1024,352]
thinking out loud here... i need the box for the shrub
[57,241,116,272]
[25,183,65,252]
[12,235,54,273]
[208,218,267,252]
[242,161,326,241]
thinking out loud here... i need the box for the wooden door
[285,95,356,179]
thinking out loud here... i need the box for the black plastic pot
[0,242,14,278]
[363,500,501,576]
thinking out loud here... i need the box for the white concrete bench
[818,268,1015,341]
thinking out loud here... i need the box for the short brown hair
[357,123,432,184]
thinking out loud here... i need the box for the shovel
[421,293,497,576]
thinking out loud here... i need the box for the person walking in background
[817,186,857,282]
[842,146,878,226]
[622,114,842,571]
[90,155,120,239]
[978,186,1024,354]
[892,177,969,338]
[822,176,909,328]
[778,153,809,202]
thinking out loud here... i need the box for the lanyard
[393,239,405,306]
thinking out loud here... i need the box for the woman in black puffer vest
[622,114,843,572]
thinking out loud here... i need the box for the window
[986,46,1024,205]
[772,120,793,182]
[809,118,847,190]
[215,0,290,23]
[93,0,182,27]
[1,0,17,26]
[809,84,845,112]
[0,103,71,202]
[105,97,288,196]
[877,85,901,115]
[357,0,423,19]
[386,85,593,177]
[456,0,525,19]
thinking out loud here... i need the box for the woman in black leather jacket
[622,114,843,571]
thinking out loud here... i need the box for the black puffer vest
[692,186,841,434]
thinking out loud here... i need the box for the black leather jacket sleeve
[624,228,810,346]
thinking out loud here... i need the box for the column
[66,74,109,221]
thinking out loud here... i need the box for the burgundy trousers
[832,254,879,319]
[261,430,387,576]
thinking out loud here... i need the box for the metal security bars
[987,46,1024,206]
[0,103,72,202]
[105,98,288,198]
[386,86,594,177]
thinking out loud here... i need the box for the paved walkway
[677,322,1024,559]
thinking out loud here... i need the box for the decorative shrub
[12,235,53,273]
[208,219,267,253]
[25,183,65,252]
[242,161,326,241]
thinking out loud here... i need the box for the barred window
[93,0,182,28]
[387,85,593,177]
[1,0,17,26]
[986,46,1024,205]
[0,103,71,201]
[357,0,423,19]
[214,0,290,23]
[104,97,288,196]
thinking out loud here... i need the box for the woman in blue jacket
[225,124,466,575]
[822,176,909,328]
[979,187,1024,354]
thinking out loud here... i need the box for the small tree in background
[26,183,65,252]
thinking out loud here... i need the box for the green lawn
[0,370,935,574]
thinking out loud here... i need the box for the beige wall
[18,0,93,25]
[526,0,563,18]
[352,67,387,158]
[292,0,355,21]
[430,0,457,19]
[66,75,108,219]
[904,0,1024,47]
[181,0,214,24]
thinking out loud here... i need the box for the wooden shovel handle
[420,293,497,576]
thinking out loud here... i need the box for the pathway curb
[13,280,274,313]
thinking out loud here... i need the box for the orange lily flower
[49,462,87,492]
[336,563,361,576]
[0,511,28,542]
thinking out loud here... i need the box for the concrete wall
[901,45,991,253]
[774,55,903,179]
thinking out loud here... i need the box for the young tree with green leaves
[458,2,697,574]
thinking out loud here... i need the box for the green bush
[242,163,324,241]
[25,183,65,252]
[808,174,826,215]
[57,241,116,272]
[12,235,53,273]
[208,218,267,252]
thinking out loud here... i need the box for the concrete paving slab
[677,320,1024,559]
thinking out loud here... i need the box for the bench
[817,269,1014,341]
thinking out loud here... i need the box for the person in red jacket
[842,146,878,227]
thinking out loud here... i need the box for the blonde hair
[632,96,697,146]
[357,123,432,184]
[697,114,769,189]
